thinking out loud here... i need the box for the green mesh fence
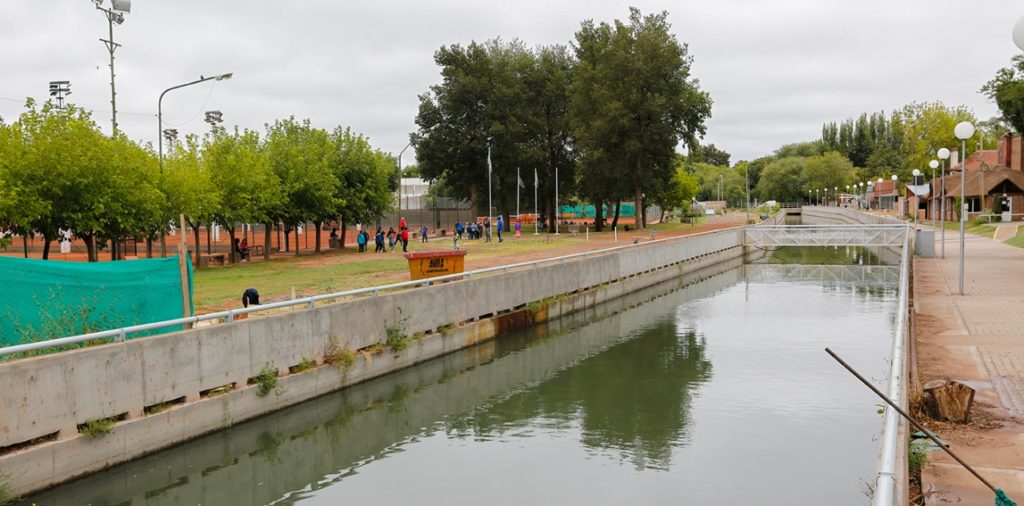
[0,254,193,347]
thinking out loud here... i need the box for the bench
[200,253,226,267]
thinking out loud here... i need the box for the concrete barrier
[1,227,748,497]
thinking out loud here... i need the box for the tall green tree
[207,127,281,263]
[571,8,712,229]
[332,127,395,245]
[265,117,339,254]
[755,157,806,203]
[165,134,222,263]
[981,54,1024,135]
[803,151,855,195]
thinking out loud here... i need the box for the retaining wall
[1,227,746,497]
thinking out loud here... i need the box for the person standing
[515,219,522,238]
[387,227,397,252]
[401,227,410,252]
[496,215,504,243]
[455,221,464,241]
[399,216,407,230]
[356,229,367,252]
[421,225,428,243]
[375,228,385,253]
[484,217,491,242]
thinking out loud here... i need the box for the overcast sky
[1,1,1021,164]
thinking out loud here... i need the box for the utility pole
[92,0,131,135]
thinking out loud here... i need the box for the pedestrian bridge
[743,224,908,248]
[745,264,900,288]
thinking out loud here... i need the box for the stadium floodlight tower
[92,0,131,135]
[48,81,71,109]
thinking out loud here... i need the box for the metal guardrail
[0,226,741,358]
[873,221,911,506]
[744,224,908,247]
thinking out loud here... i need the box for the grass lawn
[191,221,710,311]
[937,220,998,238]
[1005,228,1024,249]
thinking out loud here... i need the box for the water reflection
[450,324,711,471]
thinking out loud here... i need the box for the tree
[803,151,854,195]
[755,157,806,203]
[207,127,281,263]
[165,134,222,264]
[265,117,339,254]
[331,126,395,245]
[981,54,1024,134]
[688,143,730,167]
[652,168,698,216]
[571,8,712,229]
[894,102,976,179]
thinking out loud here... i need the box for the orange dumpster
[404,250,468,280]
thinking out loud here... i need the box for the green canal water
[23,247,899,506]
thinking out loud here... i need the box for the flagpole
[517,166,520,220]
[487,144,493,238]
[554,165,559,235]
[534,168,539,235]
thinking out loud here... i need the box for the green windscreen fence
[0,255,193,347]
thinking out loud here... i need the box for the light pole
[955,121,976,295]
[158,73,233,172]
[718,173,723,203]
[911,169,922,227]
[890,175,898,213]
[48,81,71,109]
[204,110,223,132]
[867,181,874,209]
[398,142,413,220]
[938,148,951,258]
[815,188,819,205]
[929,160,939,226]
[833,186,838,207]
[92,0,131,135]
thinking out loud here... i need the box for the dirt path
[914,234,1024,504]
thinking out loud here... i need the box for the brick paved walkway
[915,232,1024,504]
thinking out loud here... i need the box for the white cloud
[0,0,1019,162]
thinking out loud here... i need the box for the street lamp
[1014,16,1024,51]
[158,73,233,172]
[954,121,976,295]
[815,188,819,205]
[833,186,838,207]
[911,169,923,227]
[92,0,131,135]
[938,147,951,258]
[929,160,939,226]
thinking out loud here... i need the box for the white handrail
[873,224,911,506]
[1,225,742,358]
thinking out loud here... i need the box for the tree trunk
[469,182,480,220]
[922,380,975,423]
[314,222,322,253]
[340,217,347,249]
[263,222,272,260]
[42,235,52,260]
[295,223,300,256]
[146,237,154,258]
[83,234,98,262]
[187,219,202,269]
[594,199,604,232]
[206,225,212,255]
[548,191,557,232]
[284,225,291,253]
[227,227,237,264]
[612,200,622,230]
[22,233,28,258]
[641,196,648,227]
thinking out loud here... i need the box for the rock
[922,380,975,423]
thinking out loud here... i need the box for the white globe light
[891,175,898,181]
[929,160,939,169]
[954,121,976,140]
[877,178,883,183]
[912,169,922,176]
[1014,16,1024,51]
[937,148,951,160]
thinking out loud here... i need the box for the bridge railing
[744,224,908,247]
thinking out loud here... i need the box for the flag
[487,145,492,174]
[517,171,525,189]
[534,168,538,187]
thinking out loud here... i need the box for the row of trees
[413,8,711,230]
[0,100,395,262]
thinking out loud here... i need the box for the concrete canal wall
[1,227,747,497]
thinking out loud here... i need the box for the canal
[24,247,899,505]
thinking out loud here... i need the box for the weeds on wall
[384,309,411,355]
[78,415,118,438]
[253,365,280,398]
[324,336,357,374]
